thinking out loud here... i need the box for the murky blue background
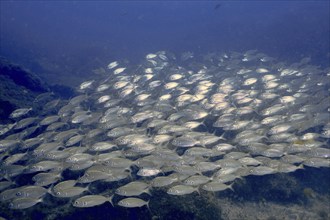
[1,1,329,72]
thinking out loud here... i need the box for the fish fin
[47,187,54,195]
[253,108,261,116]
[229,182,235,192]
[195,187,201,196]
[219,132,227,140]
[146,200,151,212]
[3,174,13,182]
[297,164,305,170]
[230,99,238,109]
[85,183,91,193]
[198,119,208,132]
[108,194,114,206]
[144,188,152,196]
[100,75,111,84]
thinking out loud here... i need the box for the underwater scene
[0,1,329,220]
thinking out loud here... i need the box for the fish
[79,80,95,90]
[91,142,116,152]
[195,162,221,172]
[78,170,111,183]
[137,168,161,177]
[9,108,32,119]
[0,49,329,213]
[183,175,210,186]
[66,153,93,163]
[32,172,61,186]
[167,185,199,195]
[238,157,262,166]
[65,134,84,147]
[0,123,16,136]
[3,153,27,165]
[249,166,276,176]
[0,188,22,201]
[213,143,236,152]
[71,114,92,124]
[115,181,149,196]
[151,175,179,187]
[113,67,126,75]
[39,115,60,126]
[303,158,330,168]
[27,160,62,173]
[202,182,233,192]
[53,186,89,198]
[73,195,113,207]
[15,185,48,198]
[52,180,77,194]
[146,54,157,59]
[181,51,194,61]
[0,181,13,191]
[14,117,38,130]
[117,197,149,208]
[9,197,43,209]
[172,136,198,148]
[107,61,119,69]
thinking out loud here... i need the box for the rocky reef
[0,57,75,122]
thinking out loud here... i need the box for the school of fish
[0,50,329,211]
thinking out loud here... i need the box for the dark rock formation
[0,57,49,93]
[0,57,75,122]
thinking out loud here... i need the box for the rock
[0,57,49,93]
[0,57,75,122]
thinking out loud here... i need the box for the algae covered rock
[0,57,74,122]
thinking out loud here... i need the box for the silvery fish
[0,49,329,214]
[9,197,43,209]
[117,198,149,208]
[10,108,32,119]
[73,195,113,208]
[202,182,234,192]
[167,185,198,196]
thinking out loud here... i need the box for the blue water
[0,1,329,69]
[0,1,329,220]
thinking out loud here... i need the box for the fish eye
[16,192,22,196]
[56,191,61,195]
